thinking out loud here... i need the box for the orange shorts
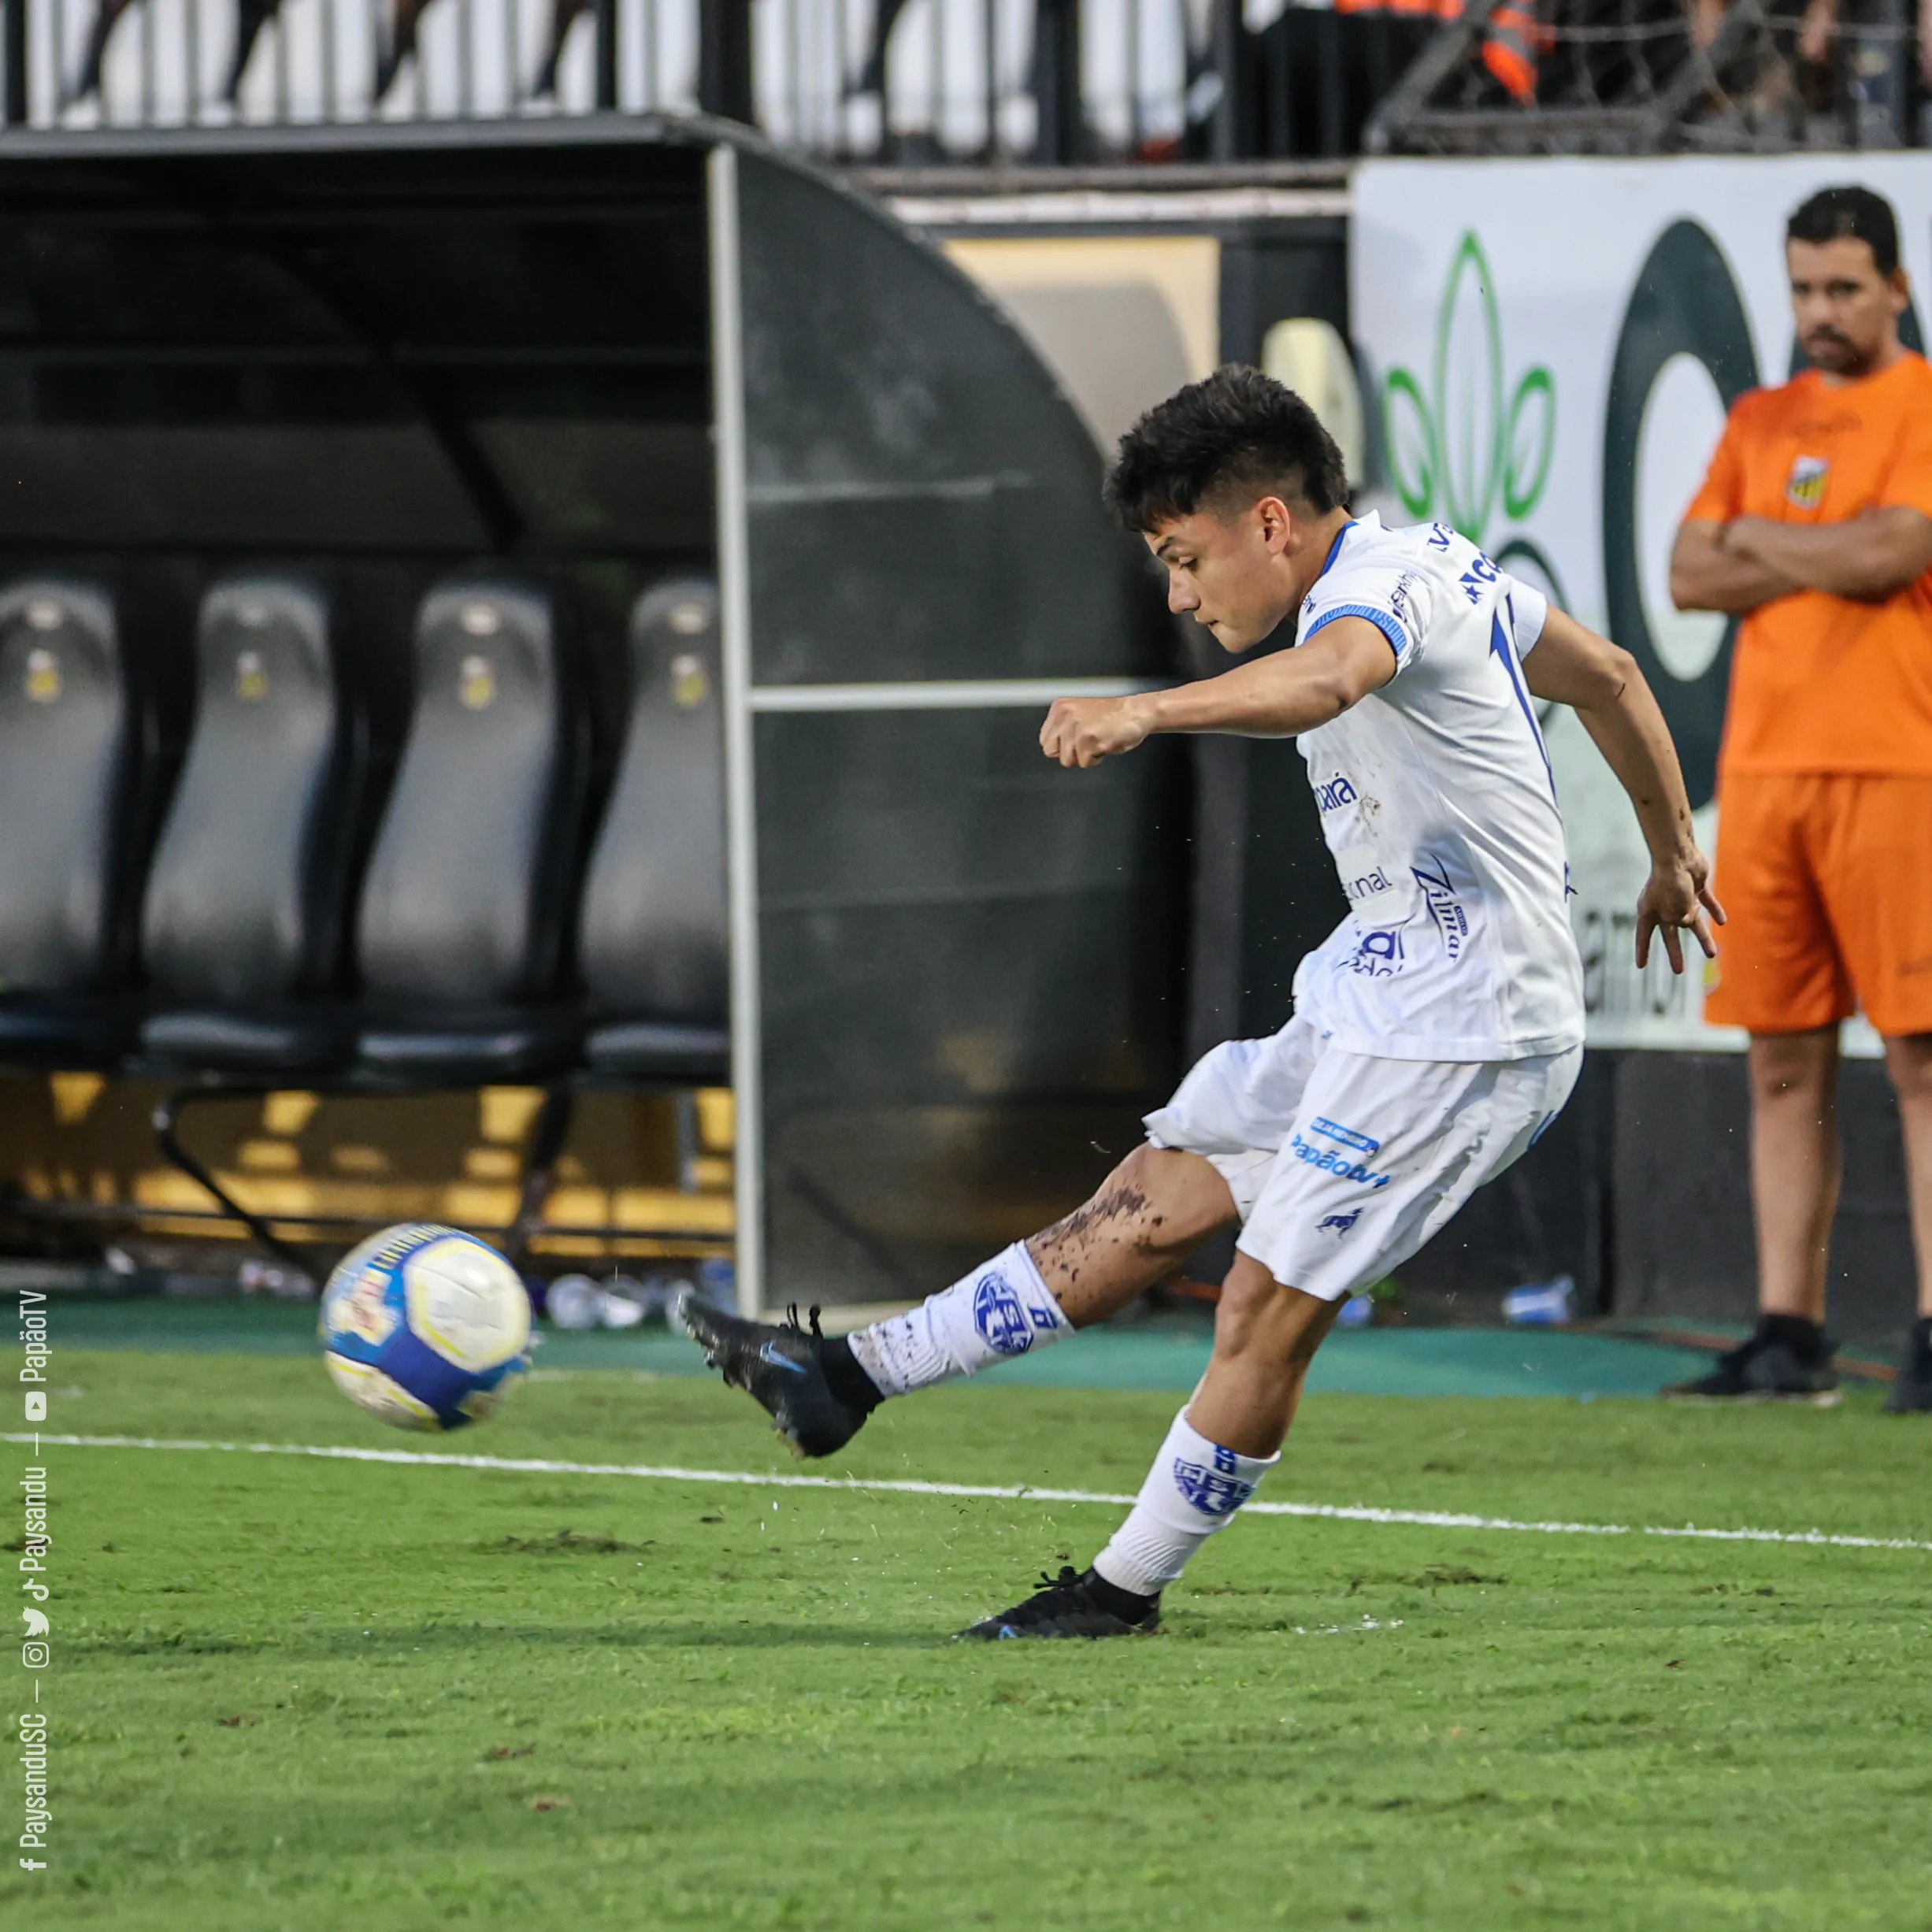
[1705,771,1932,1037]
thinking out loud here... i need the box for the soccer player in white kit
[679,368,1722,1637]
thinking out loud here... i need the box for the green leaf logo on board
[1383,231,1555,543]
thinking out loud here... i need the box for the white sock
[846,1241,1070,1397]
[1092,1408,1278,1598]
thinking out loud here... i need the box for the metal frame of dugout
[0,116,1186,1314]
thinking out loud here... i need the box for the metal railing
[0,0,1919,162]
[1,0,1418,165]
[2,0,1166,149]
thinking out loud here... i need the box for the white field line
[13,1432,1932,1556]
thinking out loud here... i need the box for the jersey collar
[1315,514,1363,583]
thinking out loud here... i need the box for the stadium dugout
[0,120,1176,1313]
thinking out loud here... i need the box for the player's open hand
[1634,849,1726,974]
[1039,695,1151,768]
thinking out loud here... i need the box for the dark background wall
[1610,1052,1917,1341]
[736,155,1191,1307]
[1218,216,1350,358]
[1396,1050,1919,1351]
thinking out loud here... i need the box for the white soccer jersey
[1287,511,1585,1062]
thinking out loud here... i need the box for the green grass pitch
[27,1346,1932,1929]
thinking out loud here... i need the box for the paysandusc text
[17,1285,49,1873]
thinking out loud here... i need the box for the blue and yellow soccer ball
[320,1223,532,1431]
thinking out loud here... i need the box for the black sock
[1758,1313,1828,1363]
[820,1336,886,1415]
[1909,1316,1932,1368]
[1083,1568,1159,1620]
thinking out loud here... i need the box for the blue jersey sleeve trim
[1317,520,1359,579]
[1303,602,1408,669]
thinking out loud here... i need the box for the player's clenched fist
[1039,695,1151,767]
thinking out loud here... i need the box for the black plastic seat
[355,1011,581,1079]
[138,576,364,1073]
[579,577,731,1083]
[0,578,157,1066]
[352,579,587,1082]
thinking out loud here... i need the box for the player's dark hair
[1104,365,1348,532]
[1787,185,1900,277]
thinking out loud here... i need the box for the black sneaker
[957,1566,1160,1641]
[1663,1317,1841,1406]
[1883,1318,1932,1415]
[672,1296,872,1458]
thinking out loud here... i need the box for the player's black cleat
[672,1294,873,1459]
[1663,1316,1841,1406]
[1884,1317,1932,1415]
[958,1566,1161,1640]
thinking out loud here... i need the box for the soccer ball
[320,1223,532,1431]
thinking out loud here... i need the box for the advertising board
[1352,154,1932,1050]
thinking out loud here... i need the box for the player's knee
[1214,1260,1331,1366]
[1107,1142,1165,1194]
[1214,1265,1277,1330]
[1107,1144,1231,1255]
[1748,1031,1836,1102]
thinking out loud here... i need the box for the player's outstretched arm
[1038,617,1395,768]
[1524,606,1725,973]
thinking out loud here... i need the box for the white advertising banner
[1350,154,1932,1051]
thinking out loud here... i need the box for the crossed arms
[1670,506,1932,613]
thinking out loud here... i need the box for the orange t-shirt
[1686,351,1932,775]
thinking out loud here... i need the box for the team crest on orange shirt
[1786,454,1829,510]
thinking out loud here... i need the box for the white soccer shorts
[1142,1014,1582,1303]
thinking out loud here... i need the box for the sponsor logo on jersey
[1347,927,1404,977]
[1387,569,1421,621]
[1289,1132,1392,1191]
[1342,866,1394,903]
[1314,775,1359,813]
[1171,1443,1255,1517]
[973,1271,1035,1356]
[1412,859,1470,960]
[1458,552,1500,605]
[1316,1210,1361,1236]
[1311,1117,1381,1155]
[1786,454,1828,510]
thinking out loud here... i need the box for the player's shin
[843,1240,1071,1397]
[1091,1407,1279,1598]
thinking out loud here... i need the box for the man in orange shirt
[1670,185,1932,1409]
